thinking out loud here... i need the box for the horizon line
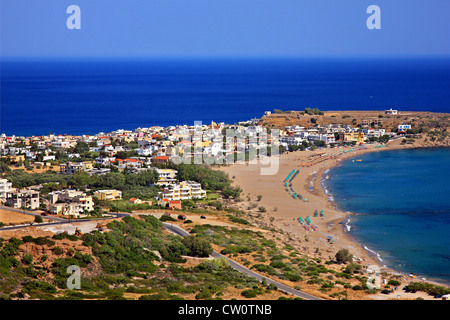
[2,53,450,62]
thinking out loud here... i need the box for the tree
[222,186,242,199]
[73,141,90,154]
[72,171,91,188]
[304,108,324,115]
[335,248,353,264]
[0,162,11,173]
[181,235,213,257]
[313,140,326,148]
[378,135,390,143]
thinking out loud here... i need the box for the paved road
[1,210,323,300]
[162,222,324,301]
[0,206,129,231]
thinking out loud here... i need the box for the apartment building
[6,189,40,210]
[155,168,178,185]
[0,178,13,202]
[115,158,142,172]
[95,157,116,166]
[338,132,365,144]
[60,161,94,175]
[93,189,122,201]
[48,189,94,216]
[362,128,386,139]
[158,181,206,201]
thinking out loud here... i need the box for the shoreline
[220,138,450,294]
[319,150,450,287]
[314,142,450,286]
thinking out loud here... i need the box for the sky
[1,0,450,59]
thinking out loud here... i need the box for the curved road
[163,222,323,301]
[0,208,322,300]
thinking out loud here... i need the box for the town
[0,107,449,302]
[0,108,422,219]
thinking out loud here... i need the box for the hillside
[3,206,447,301]
[260,110,450,132]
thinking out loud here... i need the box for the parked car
[200,215,206,219]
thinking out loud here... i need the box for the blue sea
[323,148,450,284]
[1,58,449,284]
[1,57,450,136]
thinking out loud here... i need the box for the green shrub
[221,245,252,255]
[251,264,277,275]
[335,248,353,264]
[22,281,57,294]
[266,283,278,291]
[270,260,287,269]
[227,215,251,225]
[181,235,213,257]
[195,290,212,300]
[159,215,177,222]
[241,289,258,298]
[283,271,302,282]
[387,279,401,286]
[22,254,33,265]
[52,233,78,241]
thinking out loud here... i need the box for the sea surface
[1,57,450,136]
[2,58,450,283]
[323,148,450,284]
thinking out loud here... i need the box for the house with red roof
[168,200,182,210]
[152,156,170,164]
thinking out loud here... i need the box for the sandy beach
[220,137,449,298]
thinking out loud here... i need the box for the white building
[155,168,178,185]
[385,108,398,115]
[320,134,336,145]
[158,181,206,201]
[0,179,13,202]
[48,189,94,216]
[398,124,412,133]
[6,189,40,210]
[362,128,386,138]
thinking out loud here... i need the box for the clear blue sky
[1,0,450,58]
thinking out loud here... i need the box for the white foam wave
[363,245,383,262]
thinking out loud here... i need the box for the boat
[356,159,362,162]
